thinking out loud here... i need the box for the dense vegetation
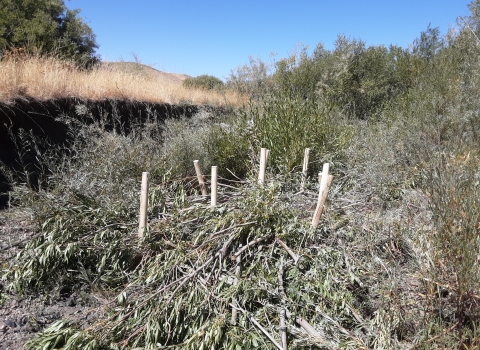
[1,1,480,349]
[0,0,98,66]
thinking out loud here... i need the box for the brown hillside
[0,56,244,105]
[101,61,191,86]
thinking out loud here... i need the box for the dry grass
[0,55,245,106]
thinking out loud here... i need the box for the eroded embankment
[0,98,203,207]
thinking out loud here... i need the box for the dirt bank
[0,98,204,207]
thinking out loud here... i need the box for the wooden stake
[258,148,267,184]
[138,172,149,237]
[211,166,218,207]
[318,173,334,189]
[311,163,332,228]
[193,160,207,196]
[301,148,310,191]
[311,173,333,227]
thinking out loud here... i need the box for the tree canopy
[0,0,98,65]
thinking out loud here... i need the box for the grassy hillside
[0,54,243,106]
[100,61,191,85]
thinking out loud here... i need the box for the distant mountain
[101,61,191,86]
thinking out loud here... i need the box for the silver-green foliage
[240,93,352,175]
[24,179,367,349]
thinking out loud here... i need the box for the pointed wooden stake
[312,163,333,228]
[193,160,207,196]
[138,172,150,237]
[301,148,310,191]
[258,148,267,184]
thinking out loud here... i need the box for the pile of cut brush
[5,173,370,350]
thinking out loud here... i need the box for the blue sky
[68,0,471,80]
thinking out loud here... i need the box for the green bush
[425,154,480,317]
[183,74,224,90]
[239,92,352,175]
[160,109,251,180]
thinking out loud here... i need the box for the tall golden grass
[0,55,244,106]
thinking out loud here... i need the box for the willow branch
[164,235,234,311]
[277,239,299,264]
[284,309,324,342]
[195,221,255,251]
[231,235,268,260]
[230,243,242,325]
[230,304,283,350]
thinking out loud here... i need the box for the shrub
[226,55,274,98]
[239,92,352,175]
[183,74,224,90]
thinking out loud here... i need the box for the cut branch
[231,235,269,261]
[285,309,325,342]
[230,243,242,325]
[194,221,256,251]
[230,304,283,350]
[277,239,299,264]
[164,236,234,312]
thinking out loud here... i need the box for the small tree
[412,24,443,61]
[227,56,274,97]
[0,0,99,66]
